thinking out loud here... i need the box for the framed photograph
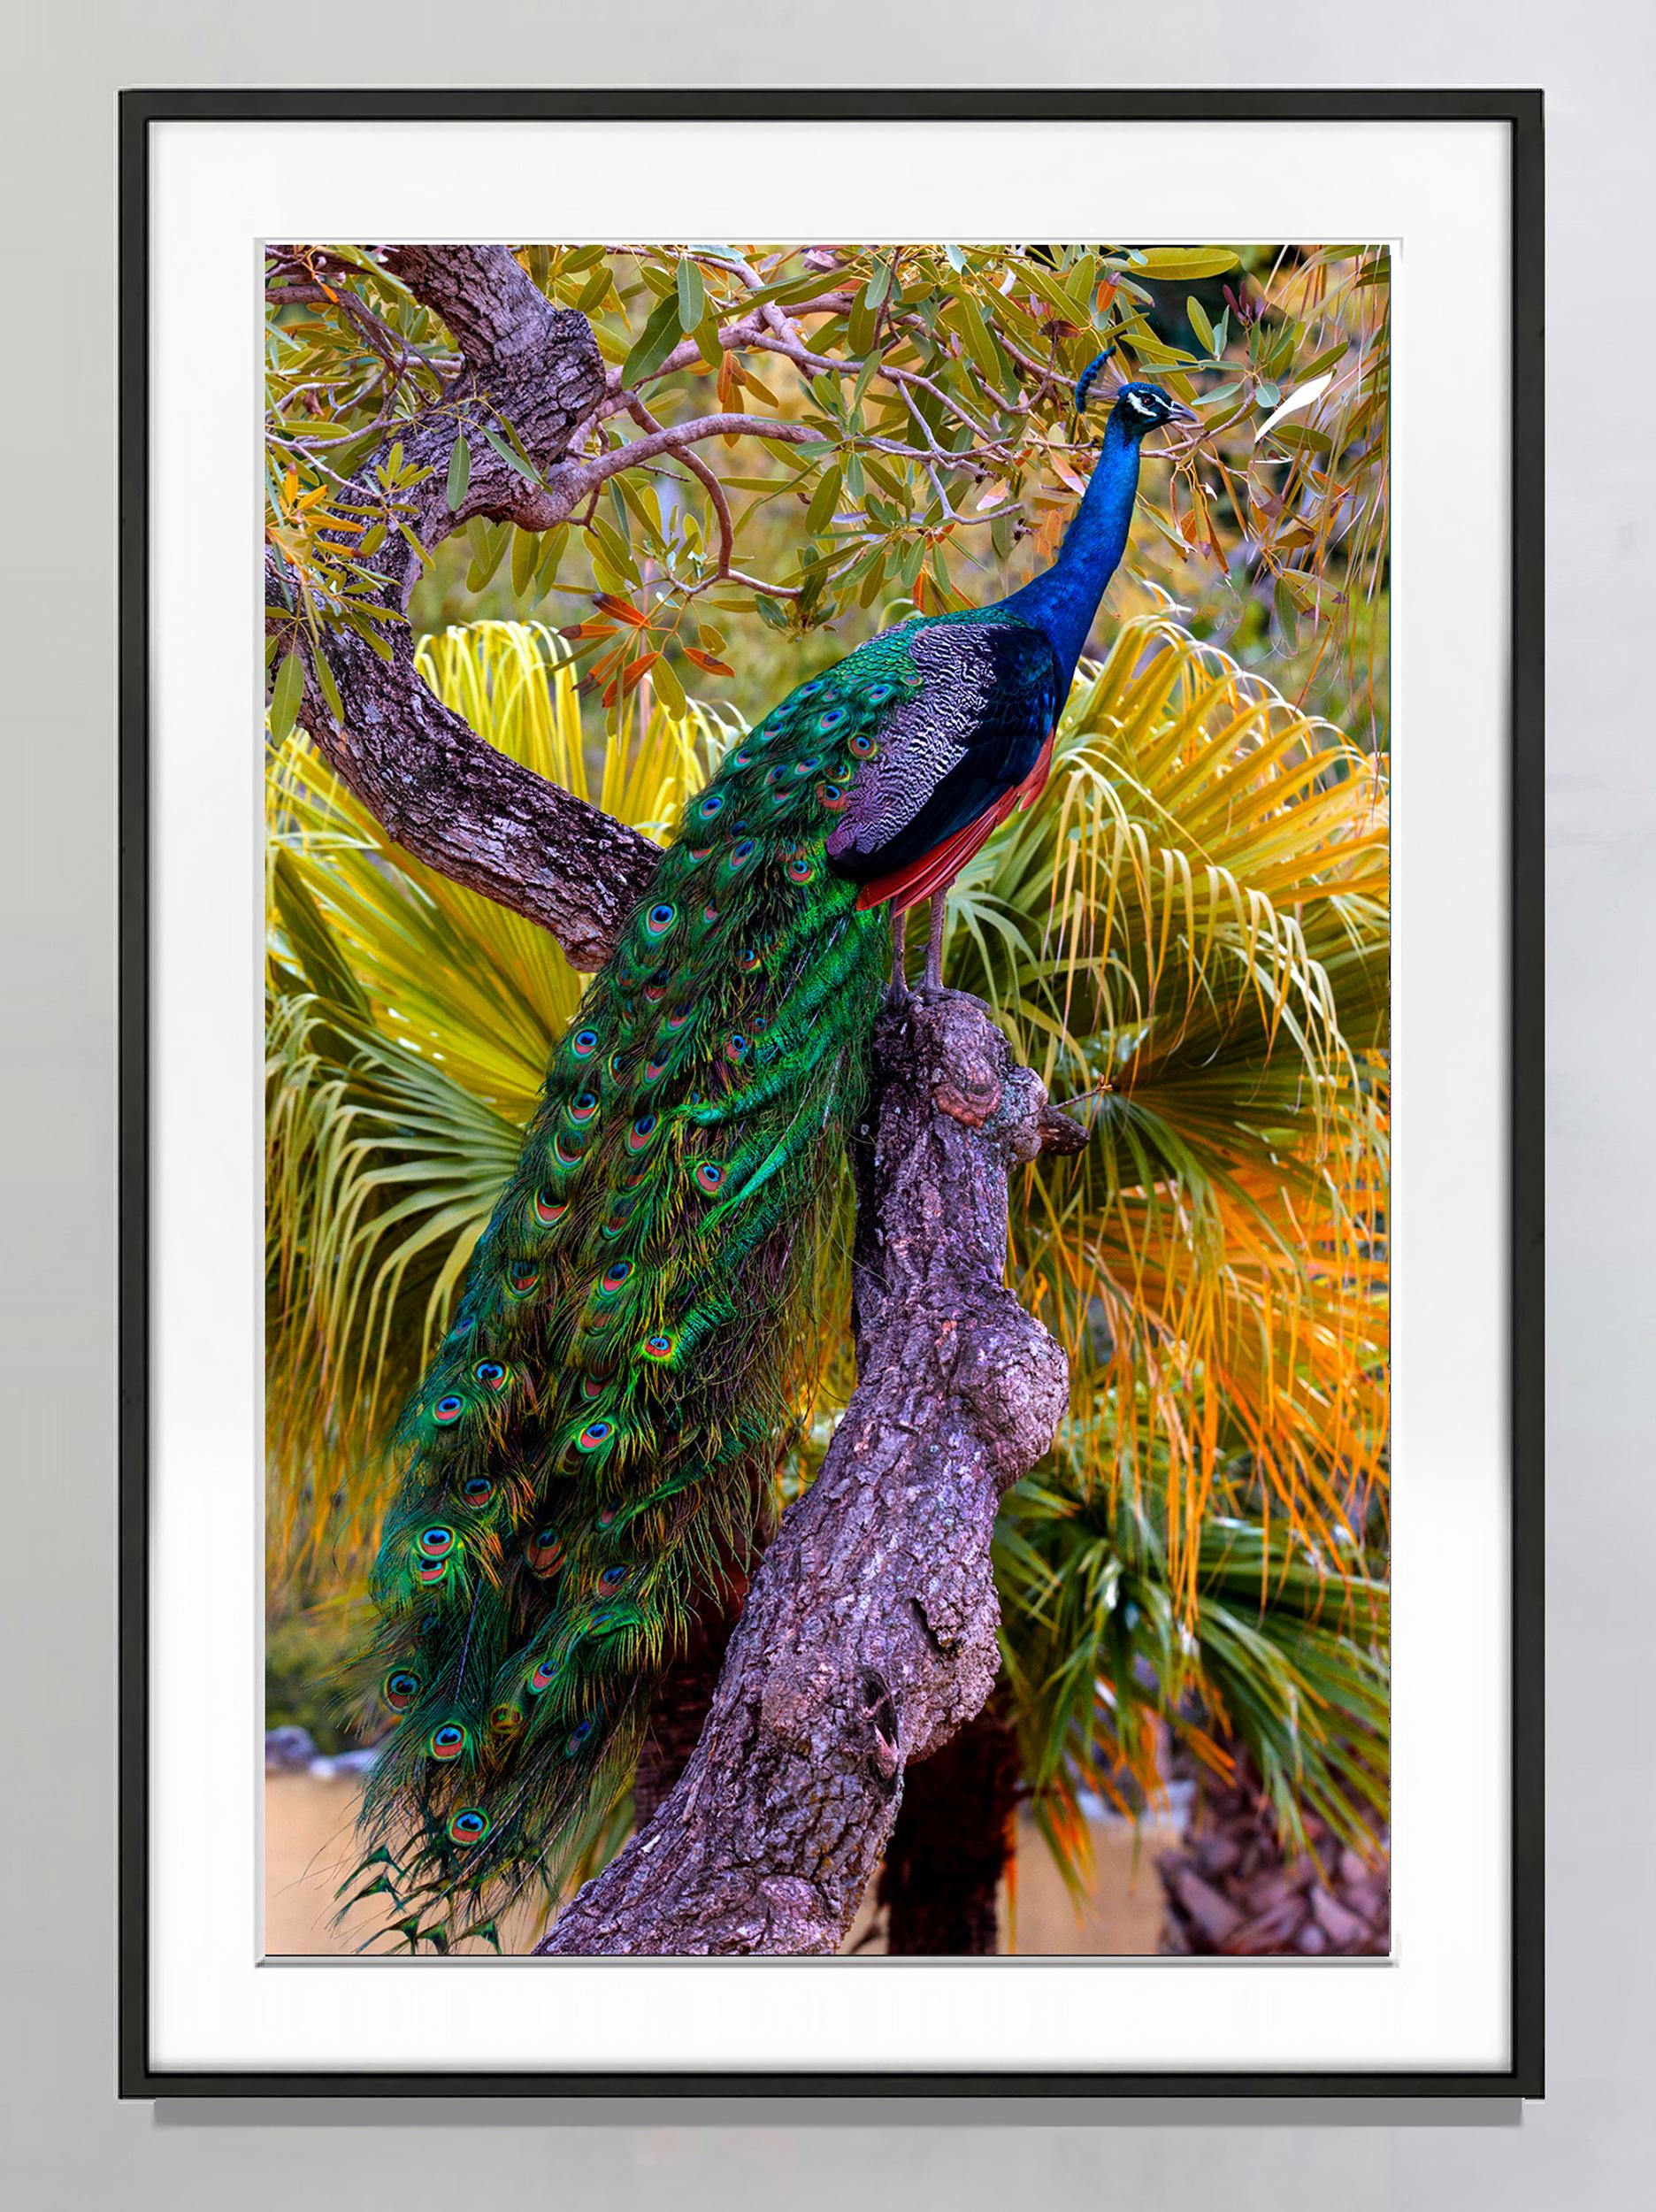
[120,88,1543,2097]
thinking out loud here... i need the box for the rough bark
[875,1695,1023,1955]
[537,995,1084,1955]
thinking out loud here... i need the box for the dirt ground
[265,1771,1173,1957]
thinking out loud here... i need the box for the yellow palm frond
[946,615,1388,1617]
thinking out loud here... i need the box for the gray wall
[4,4,1649,2204]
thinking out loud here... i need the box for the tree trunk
[1157,1749,1391,1956]
[876,1694,1021,1955]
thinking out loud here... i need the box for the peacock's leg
[923,893,949,992]
[886,903,911,1003]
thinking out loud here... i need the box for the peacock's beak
[1165,399,1200,428]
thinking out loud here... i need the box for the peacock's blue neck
[999,417,1143,690]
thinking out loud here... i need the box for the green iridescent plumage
[343,631,921,1947]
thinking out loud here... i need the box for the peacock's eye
[430,1723,466,1760]
[564,1717,595,1755]
[643,1331,673,1359]
[526,1528,564,1576]
[474,1360,507,1388]
[694,1161,724,1194]
[646,902,677,936]
[697,790,725,818]
[570,1027,599,1058]
[848,732,877,757]
[578,1420,613,1451]
[601,1261,632,1293]
[433,1394,464,1424]
[462,1477,493,1506]
[418,1526,455,1559]
[528,1658,559,1694]
[598,1563,631,1592]
[448,1807,491,1846]
[383,1670,418,1711]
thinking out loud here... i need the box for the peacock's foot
[908,979,980,1009]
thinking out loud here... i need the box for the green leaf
[847,280,880,358]
[590,514,640,587]
[445,433,471,511]
[464,518,509,593]
[693,307,723,370]
[1186,296,1216,355]
[312,644,344,726]
[479,422,540,485]
[510,525,539,600]
[675,256,706,333]
[270,649,304,741]
[622,290,688,385]
[1064,252,1100,314]
[1133,247,1240,280]
[804,462,843,536]
[534,525,569,595]
[950,291,1004,391]
[652,656,686,716]
[749,267,848,308]
[574,267,612,315]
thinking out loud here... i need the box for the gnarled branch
[270,243,663,968]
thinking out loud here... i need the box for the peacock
[341,357,1193,1949]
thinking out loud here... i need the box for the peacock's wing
[823,618,1061,892]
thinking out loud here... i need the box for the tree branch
[268,243,666,967]
[538,996,1083,1955]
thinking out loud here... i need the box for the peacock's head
[1110,381,1199,439]
[1076,349,1198,442]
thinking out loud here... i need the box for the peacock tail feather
[341,630,925,1949]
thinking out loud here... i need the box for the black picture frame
[119,85,1545,2101]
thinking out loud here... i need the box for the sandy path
[265,1774,1169,1957]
